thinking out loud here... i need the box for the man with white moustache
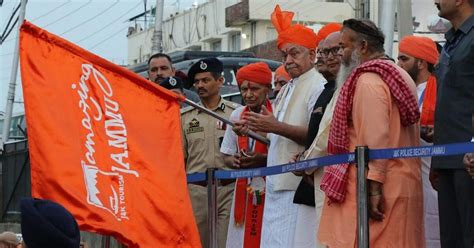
[241,5,325,247]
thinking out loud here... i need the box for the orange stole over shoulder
[234,99,272,247]
[420,75,437,126]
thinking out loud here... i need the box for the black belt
[189,179,235,187]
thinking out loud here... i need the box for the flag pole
[182,98,270,145]
[1,0,27,148]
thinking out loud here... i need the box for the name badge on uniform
[187,118,204,134]
[216,120,227,130]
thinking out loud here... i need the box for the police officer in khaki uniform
[181,58,239,248]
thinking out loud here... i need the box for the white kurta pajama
[260,68,324,248]
[221,106,251,248]
[417,82,441,248]
[303,88,341,248]
[222,106,268,248]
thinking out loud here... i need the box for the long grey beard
[336,51,360,89]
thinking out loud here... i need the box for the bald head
[325,31,341,45]
[319,32,342,81]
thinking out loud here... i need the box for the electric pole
[2,0,27,147]
[151,0,164,54]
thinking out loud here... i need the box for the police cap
[187,57,223,83]
[159,76,183,91]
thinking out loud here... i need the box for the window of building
[230,33,241,51]
[212,40,222,51]
[250,22,257,46]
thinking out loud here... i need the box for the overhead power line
[31,1,71,22]
[1,1,73,45]
[89,25,129,50]
[1,17,18,44]
[76,1,142,43]
[60,0,120,36]
[0,3,20,43]
[42,0,92,28]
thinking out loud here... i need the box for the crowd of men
[143,1,474,247]
[3,1,472,247]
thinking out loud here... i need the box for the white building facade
[127,0,355,66]
[127,0,447,66]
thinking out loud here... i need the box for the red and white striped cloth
[320,59,420,203]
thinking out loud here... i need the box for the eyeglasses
[320,46,342,57]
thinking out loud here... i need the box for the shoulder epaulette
[180,105,195,114]
[224,100,241,110]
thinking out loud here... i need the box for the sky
[0,0,198,113]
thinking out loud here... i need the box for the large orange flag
[19,21,201,248]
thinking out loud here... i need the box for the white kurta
[220,106,245,156]
[417,82,441,248]
[303,88,341,248]
[293,77,332,248]
[221,106,261,248]
[261,69,323,248]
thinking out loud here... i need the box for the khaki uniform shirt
[181,98,240,174]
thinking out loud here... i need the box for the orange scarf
[234,99,272,247]
[420,75,437,126]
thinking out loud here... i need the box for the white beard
[336,50,361,89]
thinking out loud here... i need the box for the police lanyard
[418,89,425,106]
[248,138,255,152]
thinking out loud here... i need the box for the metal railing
[193,141,474,248]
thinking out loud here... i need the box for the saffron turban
[399,36,439,65]
[275,65,291,81]
[271,5,319,49]
[317,23,342,42]
[236,62,272,86]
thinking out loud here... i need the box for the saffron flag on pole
[19,21,201,248]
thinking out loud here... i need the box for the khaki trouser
[188,183,234,248]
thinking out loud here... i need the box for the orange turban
[236,62,272,86]
[399,36,439,65]
[317,23,342,42]
[275,65,291,81]
[271,5,319,50]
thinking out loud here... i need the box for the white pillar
[398,0,413,39]
[379,0,396,57]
